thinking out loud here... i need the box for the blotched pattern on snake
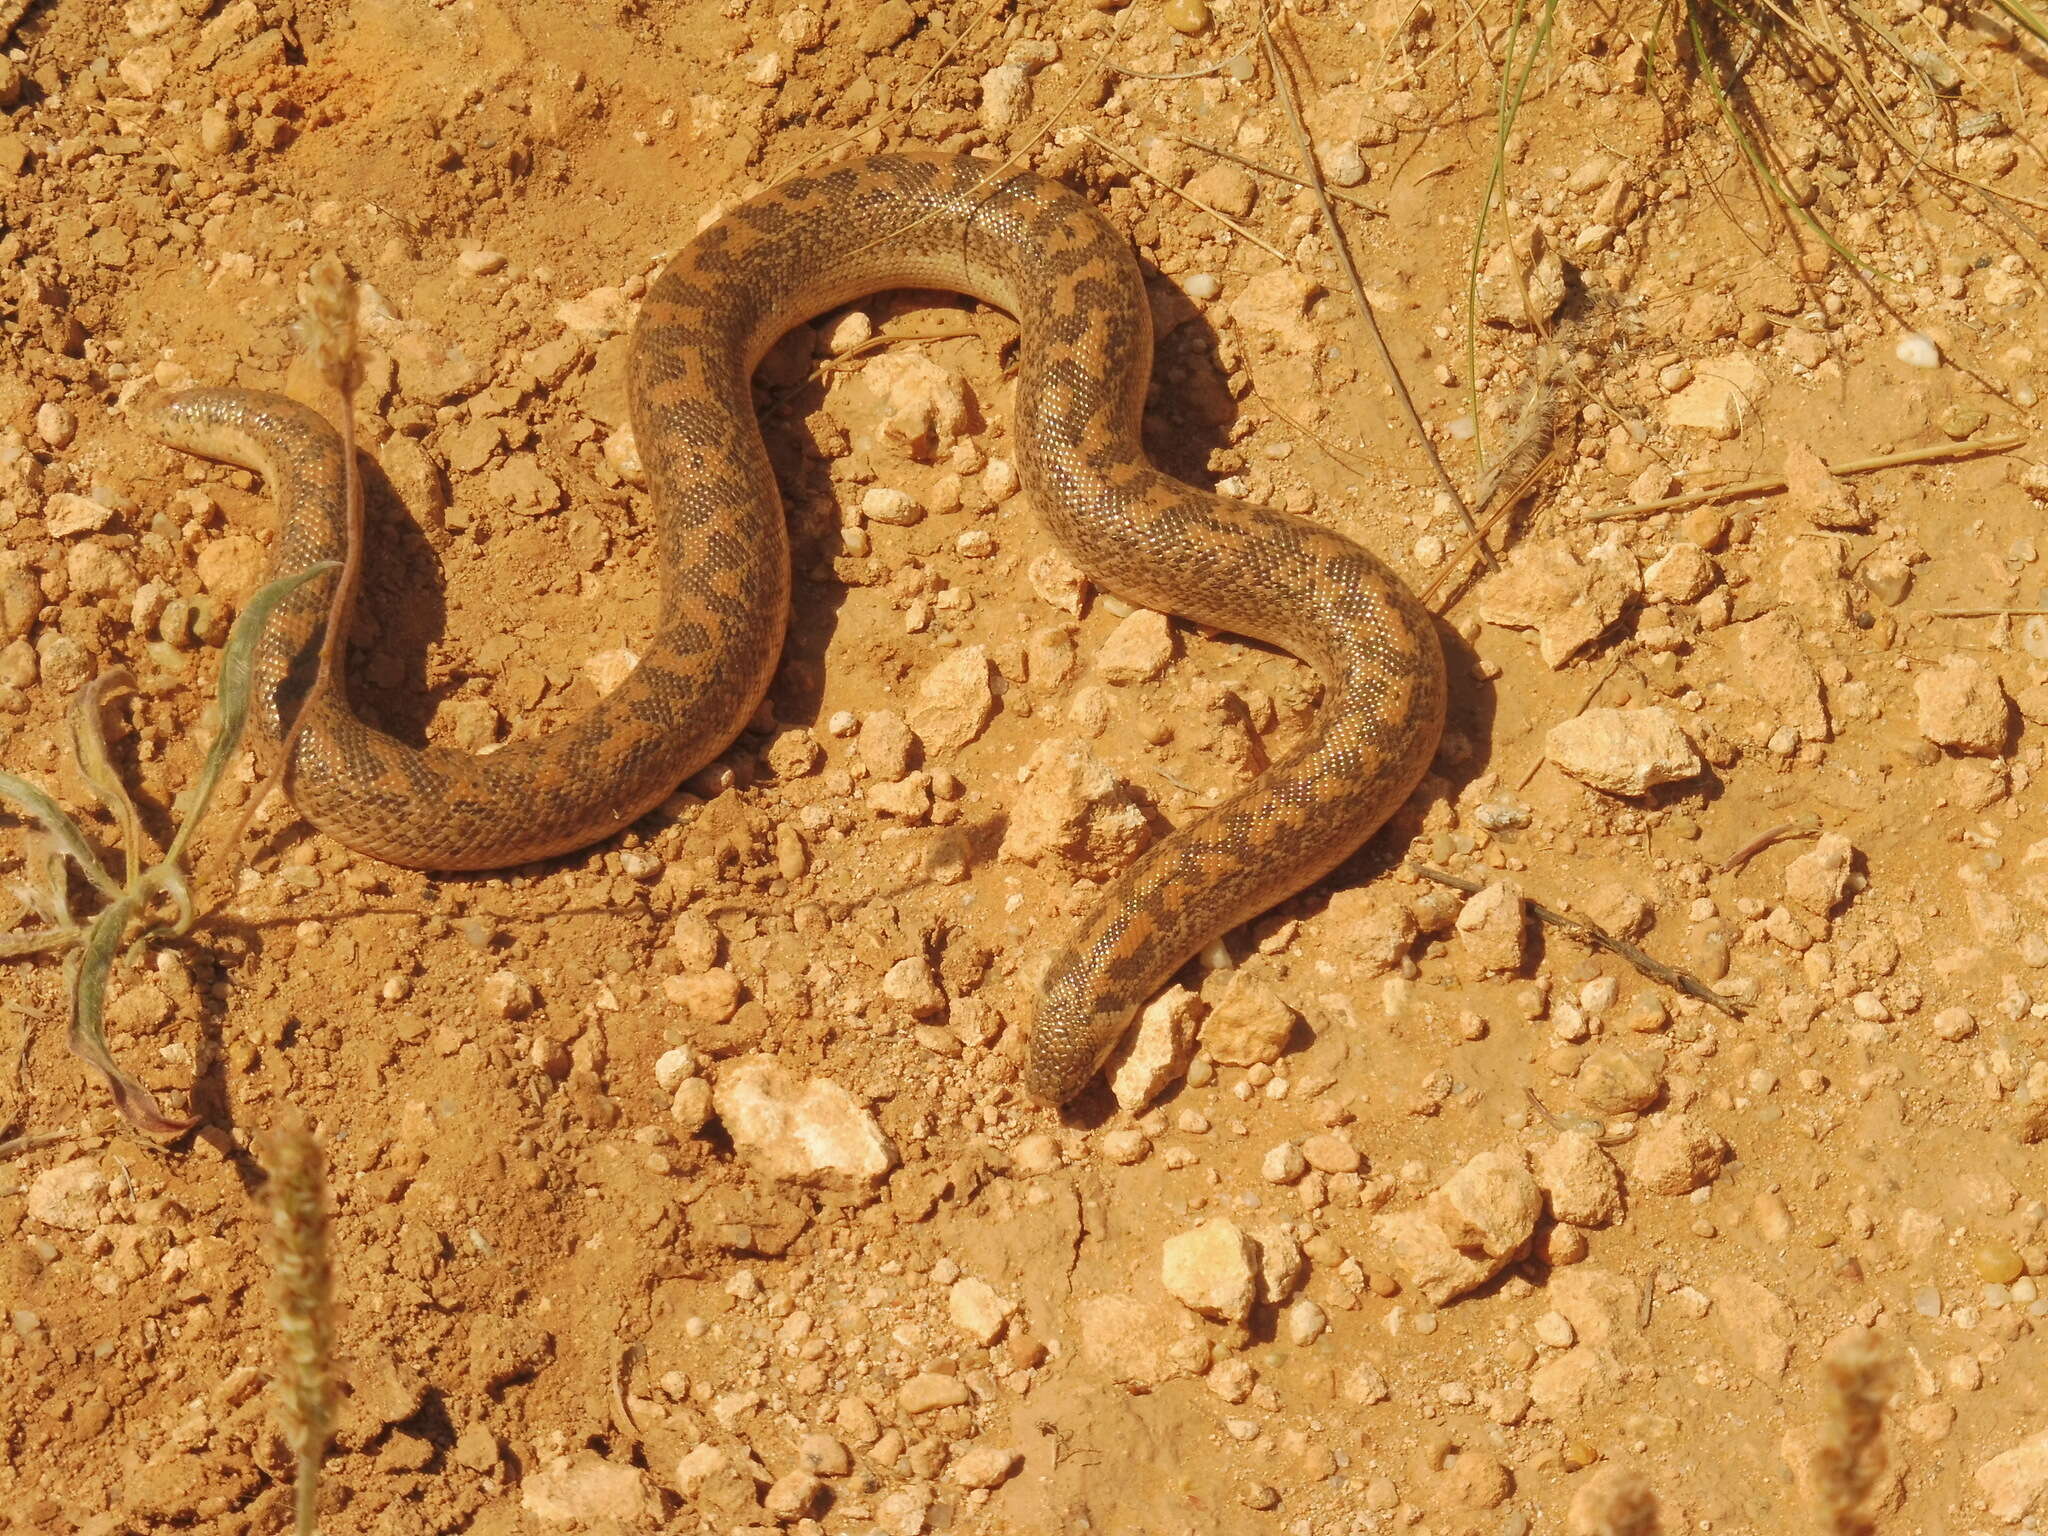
[139,152,1447,1106]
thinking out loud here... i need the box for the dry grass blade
[1081,131,1293,262]
[264,1111,337,1536]
[1161,130,1385,214]
[1258,15,1490,564]
[1590,433,2026,519]
[66,670,147,888]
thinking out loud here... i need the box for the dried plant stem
[1080,130,1293,262]
[1258,16,1493,569]
[1161,130,1385,214]
[1409,863,1749,1019]
[1588,433,2027,520]
[265,1112,336,1536]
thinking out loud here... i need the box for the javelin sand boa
[139,153,1447,1105]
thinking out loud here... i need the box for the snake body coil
[140,154,1447,1105]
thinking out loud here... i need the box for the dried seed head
[302,253,360,397]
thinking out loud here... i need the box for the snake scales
[139,153,1447,1106]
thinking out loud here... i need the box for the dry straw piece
[265,1112,337,1536]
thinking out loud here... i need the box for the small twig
[1081,131,1293,263]
[1252,388,1376,477]
[1258,16,1494,569]
[1409,862,1749,1019]
[1106,35,1261,80]
[1161,130,1385,214]
[1587,433,2027,520]
[1717,816,1822,874]
[1930,607,2048,619]
[816,327,982,373]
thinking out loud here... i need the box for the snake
[137,153,1447,1107]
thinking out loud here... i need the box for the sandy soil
[2,0,2047,1533]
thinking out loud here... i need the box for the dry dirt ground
[3,0,2048,1532]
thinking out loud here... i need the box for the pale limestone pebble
[865,771,931,822]
[520,1453,662,1525]
[938,1445,1020,1492]
[907,644,996,752]
[1228,268,1325,354]
[1536,1132,1623,1228]
[978,62,1032,133]
[1186,163,1257,219]
[555,285,636,338]
[881,956,946,1018]
[777,4,823,49]
[1931,1006,1976,1042]
[1076,1293,1182,1391]
[66,541,136,599]
[764,726,822,778]
[860,486,923,527]
[858,709,918,778]
[1784,833,1857,915]
[1094,608,1175,684]
[1782,438,1870,529]
[1629,1111,1729,1195]
[1475,227,1566,330]
[1642,541,1715,604]
[1454,879,1528,975]
[124,0,183,35]
[1708,1275,1795,1378]
[672,912,720,970]
[899,1372,971,1414]
[674,1443,766,1516]
[26,1159,107,1231]
[1546,707,1701,797]
[1318,886,1420,976]
[37,633,94,693]
[1534,1311,1576,1348]
[1340,1359,1391,1405]
[744,49,786,86]
[858,351,971,461]
[190,532,268,605]
[1027,549,1089,616]
[1737,611,1831,742]
[1201,972,1298,1066]
[2022,462,2048,504]
[982,456,1019,503]
[1162,1217,1259,1323]
[654,1045,699,1094]
[1665,354,1767,438]
[581,648,637,698]
[1300,1130,1362,1174]
[1917,655,2010,755]
[481,969,536,1020]
[823,310,873,356]
[1,562,38,643]
[670,1078,713,1134]
[1011,1131,1062,1174]
[1574,1044,1662,1114]
[1475,541,1639,668]
[1098,1127,1151,1166]
[1978,1428,2048,1523]
[998,737,1152,880]
[1209,1358,1256,1403]
[1105,987,1196,1122]
[455,246,507,277]
[711,1055,898,1190]
[44,491,115,537]
[1427,1149,1543,1260]
[1261,1142,1307,1184]
[1286,1297,1328,1346]
[1370,1207,1503,1308]
[1565,1467,1662,1536]
[35,401,76,450]
[664,968,742,1024]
